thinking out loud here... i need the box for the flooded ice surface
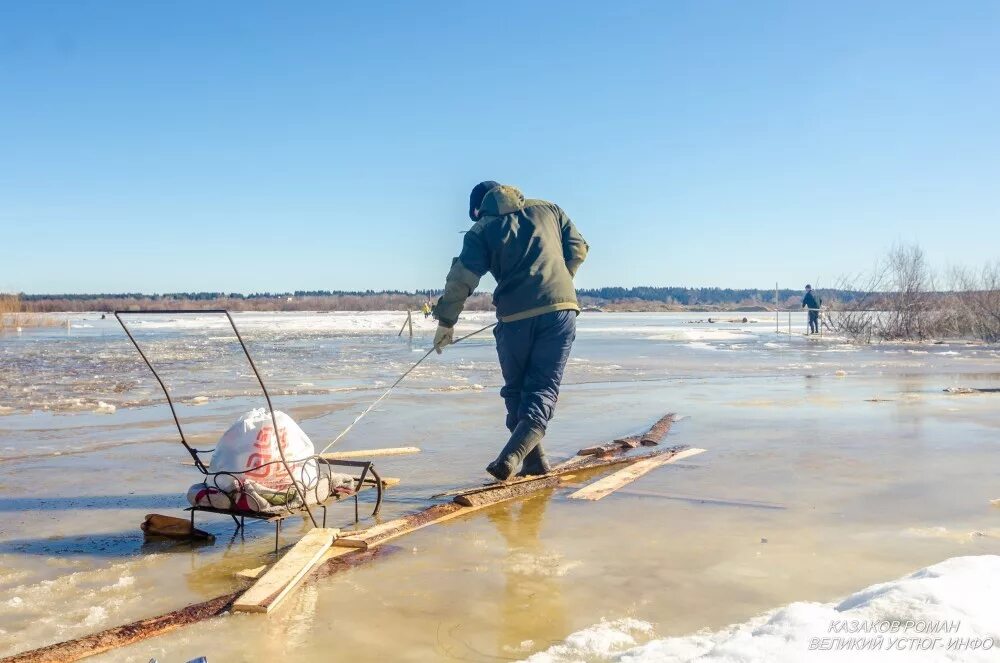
[2,312,1000,661]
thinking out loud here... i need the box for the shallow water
[2,312,1000,661]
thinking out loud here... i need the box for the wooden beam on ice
[232,528,338,614]
[334,518,410,550]
[320,446,420,460]
[234,564,269,581]
[0,592,241,663]
[639,413,677,446]
[454,475,563,507]
[577,437,639,456]
[568,447,706,501]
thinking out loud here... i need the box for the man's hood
[478,184,525,217]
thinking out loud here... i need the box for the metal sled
[116,310,383,551]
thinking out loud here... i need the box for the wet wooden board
[235,564,269,581]
[568,448,706,501]
[334,518,410,549]
[320,446,421,459]
[232,528,338,613]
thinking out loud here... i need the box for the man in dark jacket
[802,285,821,334]
[433,181,588,480]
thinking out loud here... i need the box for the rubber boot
[486,421,545,481]
[517,444,551,477]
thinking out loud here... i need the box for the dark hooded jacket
[803,291,820,310]
[433,184,588,327]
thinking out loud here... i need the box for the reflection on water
[489,495,568,656]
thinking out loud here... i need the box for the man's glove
[433,324,455,354]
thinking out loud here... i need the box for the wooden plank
[320,446,420,460]
[568,448,705,501]
[232,528,338,614]
[333,518,410,549]
[235,565,269,581]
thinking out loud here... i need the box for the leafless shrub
[950,263,1000,342]
[828,243,959,342]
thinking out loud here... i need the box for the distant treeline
[576,286,864,306]
[11,286,865,313]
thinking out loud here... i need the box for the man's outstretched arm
[432,226,489,350]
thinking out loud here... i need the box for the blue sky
[1,1,997,294]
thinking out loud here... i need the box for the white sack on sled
[208,408,318,492]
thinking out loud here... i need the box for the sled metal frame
[186,460,384,553]
[116,309,383,540]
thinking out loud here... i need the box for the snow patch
[523,555,1000,662]
[524,619,654,662]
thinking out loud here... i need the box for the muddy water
[2,312,1000,661]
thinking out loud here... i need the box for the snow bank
[524,555,1000,662]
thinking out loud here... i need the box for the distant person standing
[802,285,821,334]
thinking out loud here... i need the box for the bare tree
[828,243,956,342]
[951,262,1000,342]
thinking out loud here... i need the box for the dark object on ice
[141,513,214,542]
[944,387,1000,394]
[803,285,822,334]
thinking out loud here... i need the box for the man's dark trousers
[808,310,819,334]
[493,310,576,433]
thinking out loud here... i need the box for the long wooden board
[568,448,706,501]
[232,528,338,613]
[320,446,420,459]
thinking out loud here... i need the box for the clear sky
[1,1,997,294]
